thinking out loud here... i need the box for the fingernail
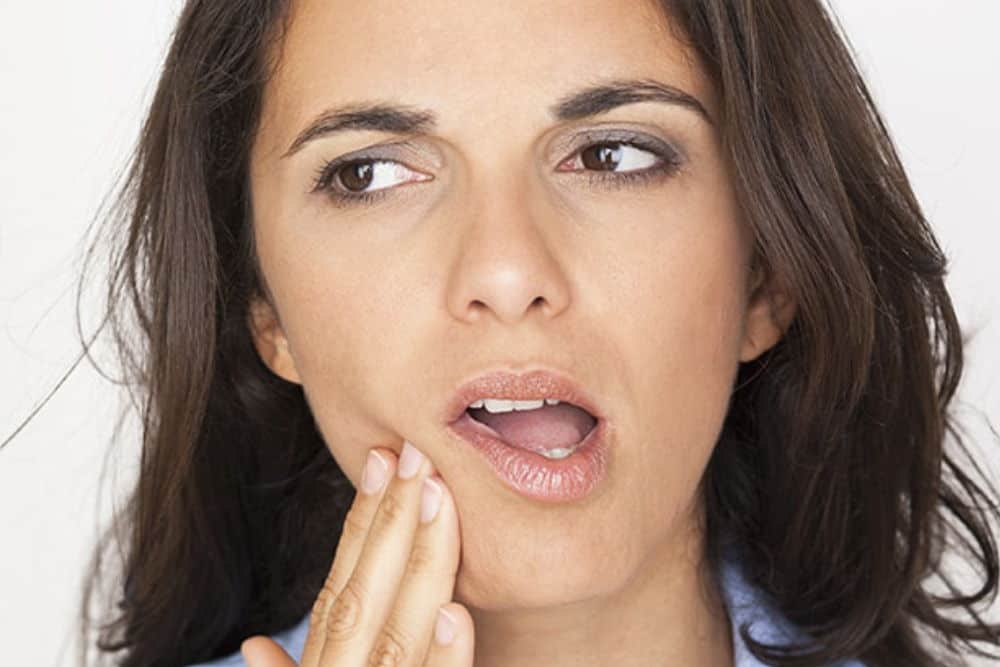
[398,440,425,479]
[434,606,457,646]
[420,477,443,523]
[361,450,389,495]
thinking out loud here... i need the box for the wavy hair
[4,1,998,665]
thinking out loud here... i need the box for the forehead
[259,0,714,150]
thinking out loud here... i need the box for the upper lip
[441,367,606,425]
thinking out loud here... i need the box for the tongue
[470,403,597,454]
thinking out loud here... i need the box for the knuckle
[310,584,336,628]
[341,507,371,542]
[405,539,441,576]
[324,580,365,640]
[321,562,346,595]
[373,488,408,528]
[368,622,412,667]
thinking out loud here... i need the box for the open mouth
[464,400,598,457]
[449,396,611,500]
[441,367,608,460]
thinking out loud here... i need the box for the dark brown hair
[4,1,998,665]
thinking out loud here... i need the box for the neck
[466,528,734,667]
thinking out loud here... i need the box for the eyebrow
[281,77,712,158]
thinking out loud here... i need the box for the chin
[452,537,632,612]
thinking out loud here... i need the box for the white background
[1,2,997,665]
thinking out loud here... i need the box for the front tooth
[478,398,552,413]
[483,399,516,413]
[540,447,574,460]
[545,398,560,405]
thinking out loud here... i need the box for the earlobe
[738,268,797,363]
[247,298,303,384]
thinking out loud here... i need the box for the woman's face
[248,0,791,610]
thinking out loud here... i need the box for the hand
[240,440,474,666]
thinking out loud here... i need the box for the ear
[247,297,302,384]
[739,262,797,363]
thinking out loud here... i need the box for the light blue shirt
[188,545,867,666]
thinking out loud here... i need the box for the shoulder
[717,543,868,667]
[184,613,311,667]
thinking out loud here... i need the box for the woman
[48,0,998,665]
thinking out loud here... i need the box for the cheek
[600,197,748,524]
[255,218,415,459]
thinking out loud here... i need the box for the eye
[556,137,683,189]
[566,142,659,173]
[311,157,431,207]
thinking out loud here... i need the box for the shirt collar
[716,543,810,666]
[716,542,866,667]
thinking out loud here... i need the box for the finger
[241,636,296,667]
[375,474,461,665]
[317,441,437,665]
[423,602,475,667]
[299,447,400,667]
[328,449,405,604]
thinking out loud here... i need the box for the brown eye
[577,141,665,174]
[338,161,375,192]
[579,143,627,171]
[556,136,682,191]
[313,157,432,205]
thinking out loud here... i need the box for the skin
[245,0,796,664]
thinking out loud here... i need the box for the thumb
[241,636,297,667]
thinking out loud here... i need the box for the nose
[443,170,572,326]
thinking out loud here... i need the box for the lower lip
[446,412,610,502]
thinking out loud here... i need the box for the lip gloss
[446,411,610,502]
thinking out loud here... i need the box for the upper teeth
[468,398,561,413]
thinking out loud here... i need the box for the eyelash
[309,135,683,208]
